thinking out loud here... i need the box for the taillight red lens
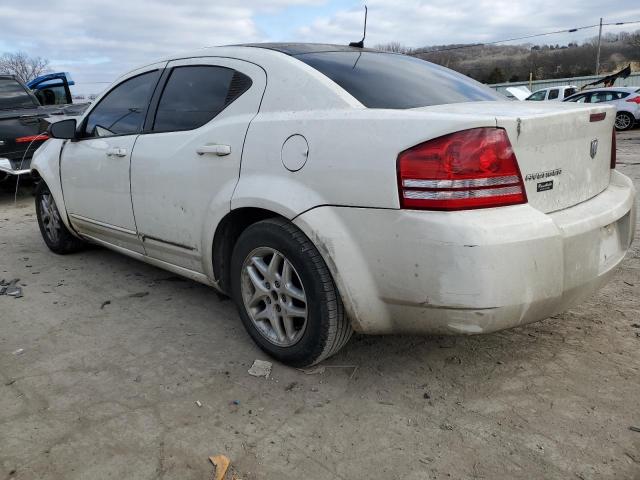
[626,96,640,104]
[15,133,48,143]
[397,128,527,210]
[611,128,617,169]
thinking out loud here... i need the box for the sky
[1,0,639,95]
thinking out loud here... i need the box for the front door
[130,58,266,272]
[61,66,163,252]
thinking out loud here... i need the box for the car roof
[533,85,577,92]
[579,87,638,92]
[235,43,383,56]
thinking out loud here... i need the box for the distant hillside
[377,30,640,83]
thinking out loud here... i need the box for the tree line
[376,30,640,84]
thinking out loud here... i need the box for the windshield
[0,78,38,109]
[294,51,503,109]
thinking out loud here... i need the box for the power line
[421,19,640,54]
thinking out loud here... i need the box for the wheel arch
[30,139,77,235]
[212,207,287,294]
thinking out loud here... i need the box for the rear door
[61,66,163,252]
[130,57,266,272]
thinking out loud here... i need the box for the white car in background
[32,44,636,366]
[525,85,578,102]
[564,87,640,131]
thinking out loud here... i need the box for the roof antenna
[349,6,367,48]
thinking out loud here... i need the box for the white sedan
[32,44,636,366]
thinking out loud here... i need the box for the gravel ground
[1,131,639,480]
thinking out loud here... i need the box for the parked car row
[563,87,640,131]
[506,84,640,131]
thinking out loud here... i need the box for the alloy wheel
[615,113,632,130]
[39,192,62,244]
[240,247,308,347]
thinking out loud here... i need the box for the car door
[130,58,266,272]
[60,65,164,253]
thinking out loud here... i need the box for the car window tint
[527,90,547,101]
[614,91,630,99]
[153,66,251,131]
[564,87,576,97]
[84,70,159,137]
[295,52,502,109]
[0,78,37,109]
[547,89,559,100]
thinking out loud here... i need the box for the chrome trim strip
[141,234,196,251]
[403,175,520,189]
[68,213,137,235]
[404,186,523,200]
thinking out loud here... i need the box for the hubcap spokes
[616,115,630,129]
[241,247,308,347]
[40,193,61,243]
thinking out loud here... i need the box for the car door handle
[106,147,127,157]
[196,144,231,156]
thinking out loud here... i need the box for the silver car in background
[563,87,640,131]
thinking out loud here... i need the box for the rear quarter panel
[234,109,497,215]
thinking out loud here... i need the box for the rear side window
[153,66,252,132]
[548,89,559,100]
[591,92,615,103]
[564,87,576,97]
[0,78,38,109]
[84,70,160,137]
[295,52,502,109]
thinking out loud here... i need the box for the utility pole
[595,17,603,75]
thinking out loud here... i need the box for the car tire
[35,181,86,254]
[615,112,634,131]
[230,218,352,367]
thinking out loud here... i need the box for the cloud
[297,0,640,47]
[0,0,323,93]
[1,0,639,95]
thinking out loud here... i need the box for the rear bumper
[0,157,32,176]
[294,170,636,335]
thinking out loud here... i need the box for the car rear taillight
[15,134,48,143]
[397,128,527,210]
[611,129,617,169]
[626,96,640,104]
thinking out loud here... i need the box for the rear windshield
[0,78,38,109]
[295,51,503,109]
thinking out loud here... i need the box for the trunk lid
[419,101,615,213]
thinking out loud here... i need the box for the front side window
[527,90,547,101]
[295,51,502,109]
[153,66,252,132]
[0,78,38,109]
[83,70,159,137]
[547,89,559,100]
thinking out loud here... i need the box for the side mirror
[48,119,77,140]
